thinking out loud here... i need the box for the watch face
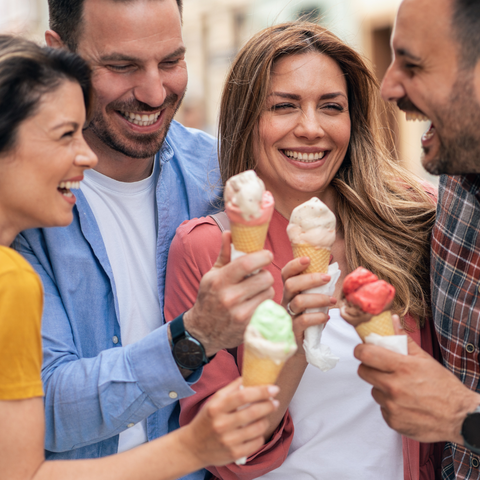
[463,412,480,450]
[173,338,205,370]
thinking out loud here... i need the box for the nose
[133,69,168,108]
[74,137,98,170]
[380,62,406,103]
[294,109,325,141]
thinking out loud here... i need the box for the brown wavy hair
[218,22,436,327]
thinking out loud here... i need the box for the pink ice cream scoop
[343,267,395,315]
[224,170,275,226]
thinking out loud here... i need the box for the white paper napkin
[364,332,408,355]
[302,262,341,371]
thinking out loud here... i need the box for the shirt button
[169,391,178,399]
[472,456,479,468]
[466,343,476,354]
[112,336,119,344]
[127,423,135,428]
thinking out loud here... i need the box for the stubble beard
[424,74,480,175]
[86,93,183,160]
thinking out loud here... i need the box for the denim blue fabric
[14,122,221,479]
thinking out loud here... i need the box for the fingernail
[300,257,310,265]
[321,274,331,281]
[272,399,280,408]
[330,297,337,304]
[268,385,280,396]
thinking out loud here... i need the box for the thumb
[213,231,232,269]
[392,314,423,356]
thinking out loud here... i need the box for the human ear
[45,30,65,49]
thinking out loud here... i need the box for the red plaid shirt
[431,175,480,479]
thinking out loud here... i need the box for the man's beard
[86,94,182,159]
[423,74,480,175]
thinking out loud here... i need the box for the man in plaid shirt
[353,0,480,478]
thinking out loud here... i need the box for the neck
[84,129,155,182]
[272,185,339,220]
[0,208,21,247]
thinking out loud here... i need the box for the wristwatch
[170,313,212,370]
[461,405,480,454]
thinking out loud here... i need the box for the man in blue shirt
[14,0,275,476]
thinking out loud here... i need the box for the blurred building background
[0,0,434,182]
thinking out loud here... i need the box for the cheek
[331,118,351,153]
[92,72,130,107]
[166,67,188,96]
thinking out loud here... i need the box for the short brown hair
[48,0,184,51]
[0,35,92,154]
[219,22,436,326]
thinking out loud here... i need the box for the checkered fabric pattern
[431,175,480,479]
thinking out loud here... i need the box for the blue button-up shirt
[14,121,221,479]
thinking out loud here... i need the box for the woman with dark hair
[165,22,441,479]
[0,35,278,480]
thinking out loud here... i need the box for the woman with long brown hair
[0,35,279,480]
[165,22,440,479]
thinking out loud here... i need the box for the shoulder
[172,216,222,253]
[0,247,40,287]
[169,217,222,267]
[166,121,217,158]
[0,247,42,310]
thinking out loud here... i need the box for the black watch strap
[170,312,188,344]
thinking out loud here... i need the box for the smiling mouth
[119,110,161,127]
[282,150,326,162]
[57,181,81,198]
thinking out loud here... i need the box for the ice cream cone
[230,221,270,253]
[291,244,330,274]
[355,310,395,342]
[242,343,286,387]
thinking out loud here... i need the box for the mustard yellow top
[0,246,44,400]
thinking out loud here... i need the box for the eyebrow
[50,121,79,131]
[268,91,347,101]
[395,47,421,62]
[99,46,186,64]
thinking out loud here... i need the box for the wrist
[170,312,215,370]
[183,309,217,358]
[451,392,480,444]
[174,426,206,472]
[458,393,480,449]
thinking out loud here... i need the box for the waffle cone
[230,221,270,253]
[355,310,395,342]
[291,244,330,274]
[242,344,286,387]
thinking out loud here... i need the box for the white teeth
[283,150,326,162]
[120,111,161,127]
[58,181,80,190]
[63,191,73,197]
[405,112,429,122]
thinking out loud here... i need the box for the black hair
[48,0,184,52]
[0,35,92,154]
[452,0,480,69]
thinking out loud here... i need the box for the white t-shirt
[259,309,403,480]
[81,160,161,453]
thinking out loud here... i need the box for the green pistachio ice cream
[245,300,297,361]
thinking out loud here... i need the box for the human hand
[281,256,336,355]
[182,378,280,467]
[184,231,274,356]
[355,315,480,443]
[340,302,373,327]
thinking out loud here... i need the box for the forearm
[34,428,203,480]
[264,354,307,439]
[43,325,195,451]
